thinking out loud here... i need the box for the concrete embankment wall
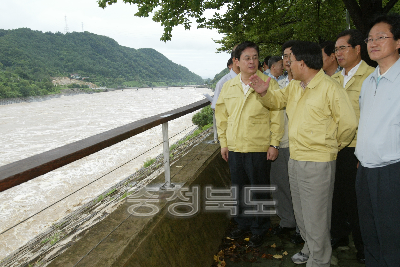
[49,138,231,267]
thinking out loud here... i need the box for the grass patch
[96,195,104,203]
[143,158,156,168]
[50,233,61,245]
[169,144,178,151]
[106,188,116,196]
[41,232,62,246]
[202,123,213,130]
[169,123,212,152]
[120,191,133,200]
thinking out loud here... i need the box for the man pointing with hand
[249,41,357,266]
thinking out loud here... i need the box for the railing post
[160,122,174,190]
[213,112,218,143]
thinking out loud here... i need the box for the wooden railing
[0,99,209,192]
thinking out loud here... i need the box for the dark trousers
[331,147,363,251]
[356,161,400,266]
[228,151,271,235]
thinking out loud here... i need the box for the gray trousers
[289,159,336,267]
[270,147,296,228]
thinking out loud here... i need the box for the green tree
[97,0,400,55]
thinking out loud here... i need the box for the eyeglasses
[241,56,258,62]
[364,36,393,44]
[334,45,352,53]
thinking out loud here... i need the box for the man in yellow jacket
[330,29,375,264]
[215,41,284,248]
[249,41,357,266]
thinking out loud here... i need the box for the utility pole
[64,16,69,34]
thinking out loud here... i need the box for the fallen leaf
[273,254,283,259]
[261,254,273,259]
[244,237,250,241]
[283,251,288,256]
[214,255,218,262]
[217,260,226,267]
[226,237,233,240]
[271,243,276,248]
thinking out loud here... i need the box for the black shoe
[248,234,264,248]
[227,227,250,239]
[356,250,365,264]
[290,232,304,244]
[271,225,295,235]
[331,236,349,249]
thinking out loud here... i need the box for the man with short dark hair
[211,47,239,109]
[215,41,284,248]
[279,41,297,87]
[263,56,272,75]
[250,41,357,266]
[320,41,341,76]
[268,44,300,243]
[330,29,375,264]
[267,56,284,81]
[356,13,400,266]
[227,58,233,70]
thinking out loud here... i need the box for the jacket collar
[305,69,325,90]
[230,70,264,87]
[354,60,369,77]
[344,60,368,89]
[370,57,400,83]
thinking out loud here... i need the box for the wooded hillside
[0,28,204,98]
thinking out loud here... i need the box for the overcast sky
[1,0,229,79]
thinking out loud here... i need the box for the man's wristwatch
[270,145,280,150]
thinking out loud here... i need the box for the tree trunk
[343,0,399,36]
[342,0,398,66]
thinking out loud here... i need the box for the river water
[0,87,212,260]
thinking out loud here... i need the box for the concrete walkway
[212,216,365,267]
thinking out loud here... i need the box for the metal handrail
[0,98,209,192]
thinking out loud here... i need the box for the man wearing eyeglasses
[329,29,375,264]
[249,41,357,266]
[215,41,284,248]
[355,14,400,266]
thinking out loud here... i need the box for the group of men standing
[212,13,400,267]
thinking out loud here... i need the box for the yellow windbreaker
[215,70,284,152]
[257,69,357,162]
[331,61,375,147]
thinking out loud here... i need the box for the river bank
[0,85,209,106]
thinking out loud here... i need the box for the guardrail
[0,98,210,192]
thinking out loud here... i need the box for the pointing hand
[249,75,271,97]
